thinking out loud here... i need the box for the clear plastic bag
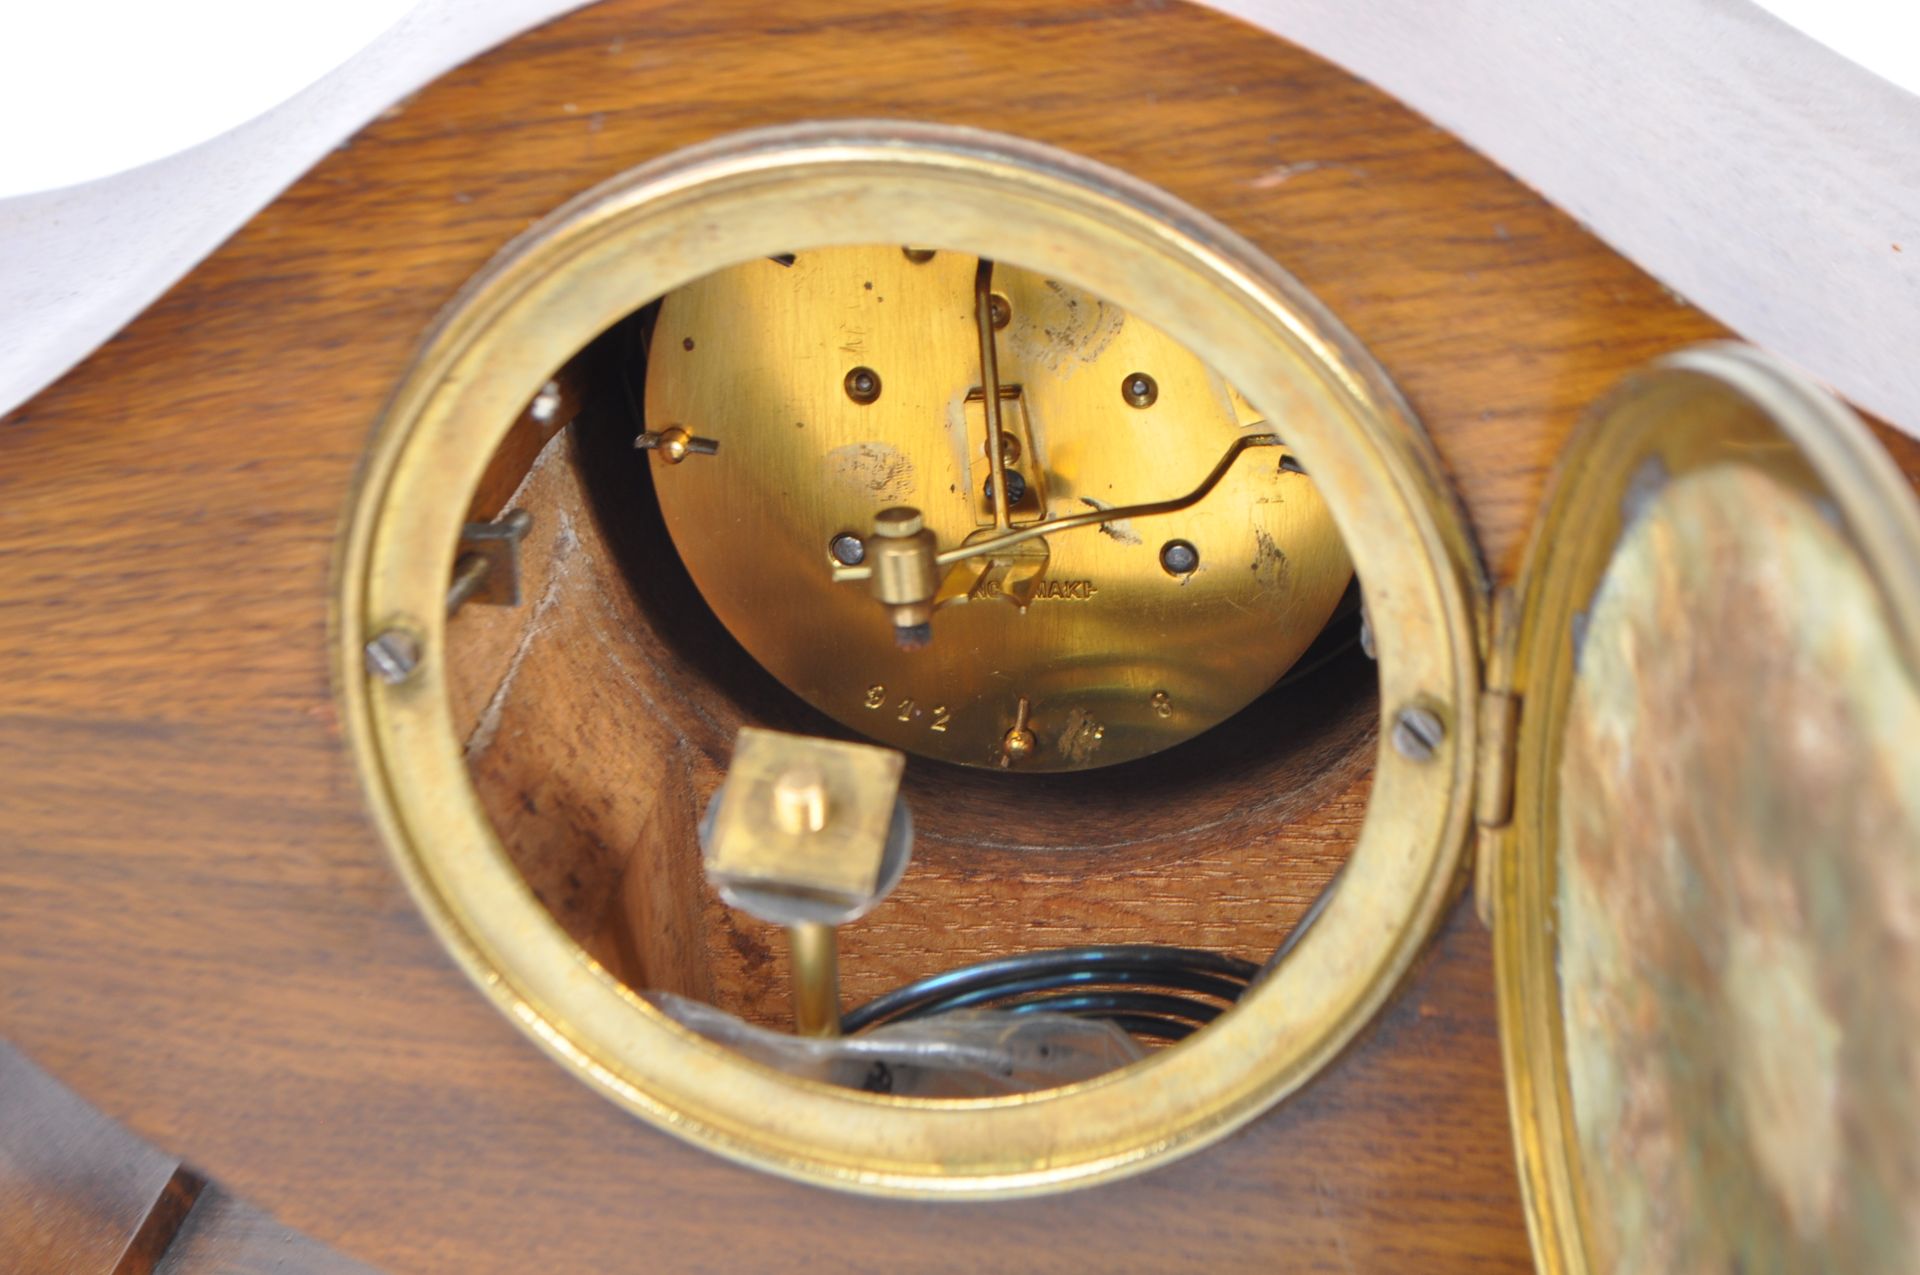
[645,993,1145,1097]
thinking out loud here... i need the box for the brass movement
[644,244,1355,771]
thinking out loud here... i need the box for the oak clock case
[339,124,1920,1272]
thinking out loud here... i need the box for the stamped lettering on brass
[977,577,1098,601]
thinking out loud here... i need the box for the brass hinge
[1473,586,1521,929]
[1473,688,1520,928]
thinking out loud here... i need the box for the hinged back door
[1491,343,1920,1273]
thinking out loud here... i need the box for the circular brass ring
[335,121,1485,1197]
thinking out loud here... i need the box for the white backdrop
[1,1,1915,436]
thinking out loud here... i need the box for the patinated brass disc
[1498,345,1920,1274]
[644,245,1353,771]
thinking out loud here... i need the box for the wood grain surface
[5,0,1915,1270]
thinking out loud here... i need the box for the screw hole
[828,532,867,566]
[844,366,882,405]
[1159,540,1198,576]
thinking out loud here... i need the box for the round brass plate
[1496,345,1920,1272]
[336,122,1484,1196]
[644,247,1353,770]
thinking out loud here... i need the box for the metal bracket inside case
[447,510,533,615]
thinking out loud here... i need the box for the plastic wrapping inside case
[647,993,1145,1097]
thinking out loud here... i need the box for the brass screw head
[901,246,936,263]
[364,628,421,684]
[1391,705,1446,762]
[989,293,1011,329]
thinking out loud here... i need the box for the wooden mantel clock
[6,2,1919,1272]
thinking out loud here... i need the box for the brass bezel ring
[334,121,1485,1197]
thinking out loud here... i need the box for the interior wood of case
[444,350,1376,1028]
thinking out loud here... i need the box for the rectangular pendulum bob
[701,727,905,914]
